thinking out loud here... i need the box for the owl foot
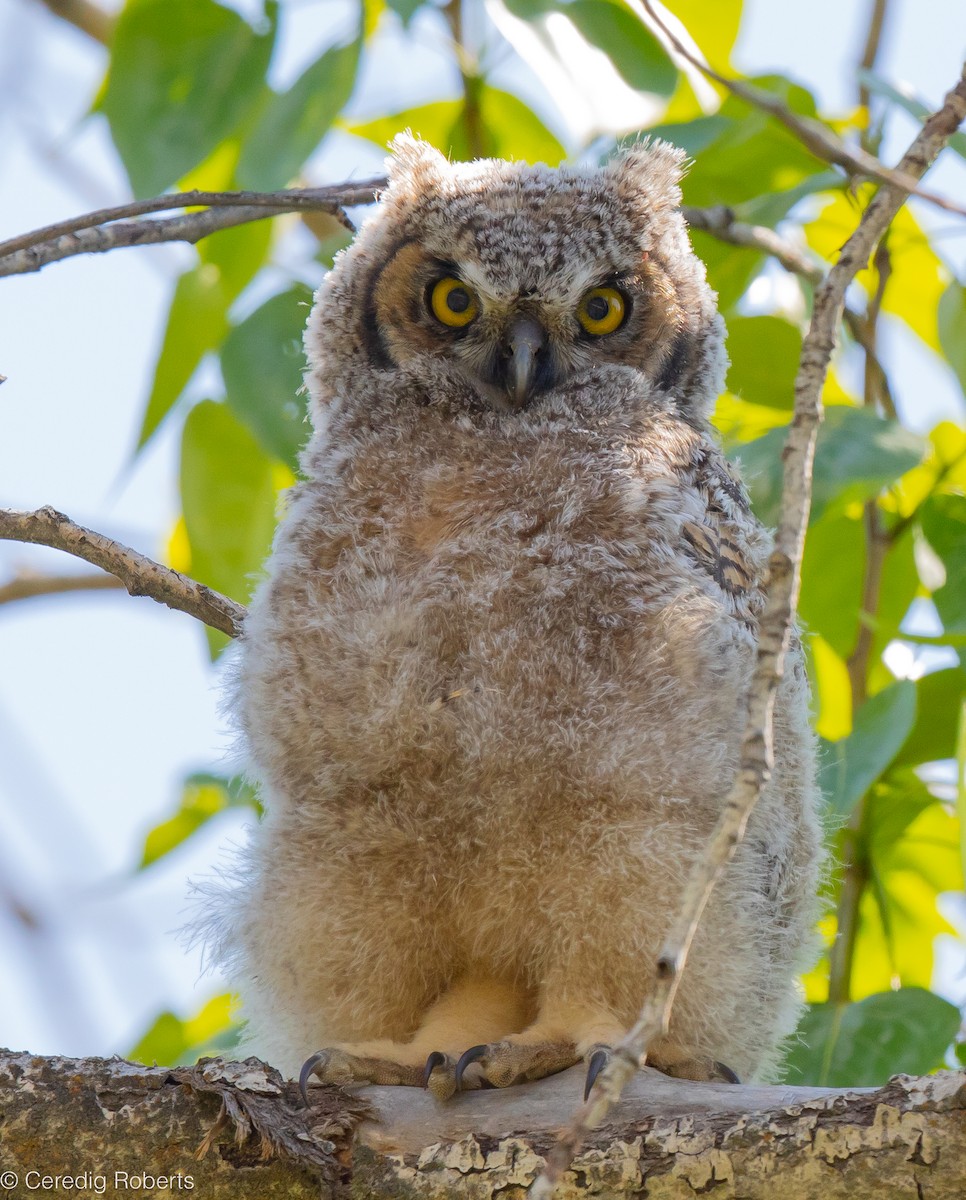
[583,1045,740,1100]
[422,1038,583,1099]
[299,1048,424,1104]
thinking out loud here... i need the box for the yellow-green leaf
[806,190,949,351]
[139,772,258,869]
[180,400,280,654]
[810,635,853,741]
[129,994,239,1067]
[348,87,566,165]
[852,799,962,995]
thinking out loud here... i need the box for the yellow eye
[577,286,626,336]
[430,277,479,328]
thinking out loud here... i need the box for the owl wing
[677,445,767,629]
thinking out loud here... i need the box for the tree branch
[641,0,966,218]
[532,57,966,1200]
[0,507,246,638]
[0,184,383,259]
[682,204,824,282]
[0,182,384,277]
[2,1051,964,1198]
[0,569,124,606]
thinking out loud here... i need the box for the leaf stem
[445,0,486,159]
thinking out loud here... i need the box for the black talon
[299,1052,326,1108]
[423,1050,447,1089]
[454,1043,488,1091]
[584,1047,609,1101]
[714,1060,741,1084]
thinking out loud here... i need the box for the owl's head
[305,136,726,427]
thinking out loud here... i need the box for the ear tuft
[608,138,688,210]
[387,133,449,187]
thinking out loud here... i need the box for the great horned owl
[208,136,822,1101]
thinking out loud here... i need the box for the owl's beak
[506,316,545,409]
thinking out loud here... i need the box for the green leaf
[237,37,361,191]
[137,220,273,452]
[797,512,918,664]
[348,87,566,165]
[725,317,801,409]
[785,988,960,1086]
[477,88,567,164]
[129,995,240,1067]
[662,0,743,66]
[668,75,830,209]
[221,285,314,472]
[818,682,917,821]
[865,768,938,848]
[180,400,280,653]
[895,667,966,768]
[639,115,731,158]
[921,492,966,632]
[100,0,275,197]
[199,212,274,302]
[854,800,963,994]
[564,1,676,97]
[139,772,259,869]
[138,265,231,451]
[939,281,966,398]
[734,407,927,529]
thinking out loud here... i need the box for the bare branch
[33,0,114,45]
[858,0,891,123]
[0,507,246,638]
[0,569,124,606]
[0,182,385,277]
[532,58,966,1200]
[0,183,384,259]
[641,0,966,218]
[682,204,824,283]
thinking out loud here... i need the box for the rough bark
[0,1050,962,1198]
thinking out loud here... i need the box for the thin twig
[640,0,966,219]
[0,182,384,278]
[445,0,487,159]
[858,0,891,133]
[681,204,824,282]
[0,182,385,259]
[0,570,124,606]
[531,58,966,1200]
[0,508,246,638]
[830,231,894,1006]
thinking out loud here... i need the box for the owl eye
[429,277,479,328]
[577,286,626,336]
